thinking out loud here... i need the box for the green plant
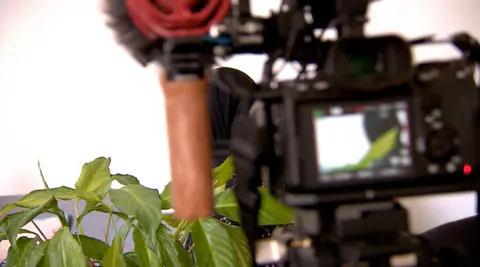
[0,156,294,266]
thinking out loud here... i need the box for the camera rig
[117,0,480,266]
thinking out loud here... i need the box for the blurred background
[0,0,478,234]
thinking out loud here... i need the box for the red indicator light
[464,164,472,175]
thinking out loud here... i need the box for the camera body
[272,36,480,206]
[217,0,480,265]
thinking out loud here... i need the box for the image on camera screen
[313,101,412,182]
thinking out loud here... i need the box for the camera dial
[425,126,459,162]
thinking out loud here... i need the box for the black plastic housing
[270,59,480,206]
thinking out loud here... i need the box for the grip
[160,74,213,220]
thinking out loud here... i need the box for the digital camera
[273,35,480,204]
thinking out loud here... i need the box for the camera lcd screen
[313,101,412,183]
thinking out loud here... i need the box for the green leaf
[214,189,238,222]
[147,248,162,267]
[215,187,294,225]
[0,204,17,217]
[75,202,96,230]
[24,240,49,267]
[99,207,129,221]
[15,187,101,208]
[0,219,44,243]
[257,188,295,225]
[6,198,55,247]
[102,236,127,267]
[6,245,19,266]
[132,226,150,267]
[76,203,129,228]
[117,218,136,242]
[222,225,252,267]
[45,227,88,267]
[75,202,95,225]
[75,157,112,199]
[162,214,180,228]
[5,236,35,266]
[214,184,226,196]
[191,218,237,267]
[109,185,163,238]
[76,235,109,260]
[159,183,172,210]
[124,252,142,267]
[15,189,63,208]
[156,225,181,267]
[36,253,48,267]
[16,236,39,267]
[113,174,140,185]
[94,204,129,219]
[0,219,7,241]
[213,156,235,188]
[132,226,163,267]
[175,241,194,267]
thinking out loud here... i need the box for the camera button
[432,121,443,130]
[451,155,463,164]
[428,164,439,174]
[431,109,442,118]
[446,163,457,173]
[425,127,458,162]
[416,138,426,153]
[424,115,435,124]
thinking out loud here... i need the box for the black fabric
[211,67,254,187]
[210,74,242,145]
[210,66,255,147]
[421,215,480,265]
[210,68,248,172]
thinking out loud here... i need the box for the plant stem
[188,243,195,253]
[49,210,69,227]
[214,184,226,196]
[173,220,187,241]
[104,212,113,244]
[75,233,85,254]
[22,229,44,242]
[75,199,85,235]
[179,223,193,243]
[31,221,48,241]
[111,216,118,235]
[37,160,50,189]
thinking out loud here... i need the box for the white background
[0,0,478,233]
